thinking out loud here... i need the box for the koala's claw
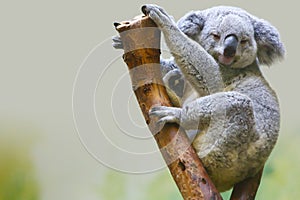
[142,4,167,16]
[141,5,149,16]
[149,106,181,126]
[112,35,123,49]
[141,4,175,28]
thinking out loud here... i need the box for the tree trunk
[114,15,222,200]
[230,168,263,200]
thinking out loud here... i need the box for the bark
[114,15,222,200]
[230,168,263,200]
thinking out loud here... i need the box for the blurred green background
[0,0,298,200]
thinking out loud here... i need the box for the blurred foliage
[1,124,298,200]
[98,130,300,200]
[99,171,126,200]
[145,171,181,200]
[255,131,300,200]
[0,126,39,200]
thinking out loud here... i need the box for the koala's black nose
[223,34,238,58]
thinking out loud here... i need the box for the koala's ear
[177,11,206,38]
[252,18,285,66]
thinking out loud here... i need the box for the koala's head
[177,6,285,68]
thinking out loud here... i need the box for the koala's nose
[223,34,238,58]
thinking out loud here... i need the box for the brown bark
[114,15,222,200]
[230,168,264,200]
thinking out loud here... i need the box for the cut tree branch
[230,167,264,200]
[114,15,222,200]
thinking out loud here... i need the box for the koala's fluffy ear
[177,11,206,38]
[252,18,285,66]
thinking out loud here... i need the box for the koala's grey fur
[113,5,285,192]
[143,4,285,192]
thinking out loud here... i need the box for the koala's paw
[149,106,181,126]
[112,35,123,49]
[141,4,175,29]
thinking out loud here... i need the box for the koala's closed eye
[240,39,249,45]
[211,33,221,41]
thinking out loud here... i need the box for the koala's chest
[223,73,247,92]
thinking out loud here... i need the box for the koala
[113,5,285,192]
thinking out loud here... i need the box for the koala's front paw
[141,4,175,29]
[149,106,181,126]
[112,35,123,49]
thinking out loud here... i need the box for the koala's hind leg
[187,92,258,191]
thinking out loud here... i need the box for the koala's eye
[211,33,220,41]
[240,39,249,45]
